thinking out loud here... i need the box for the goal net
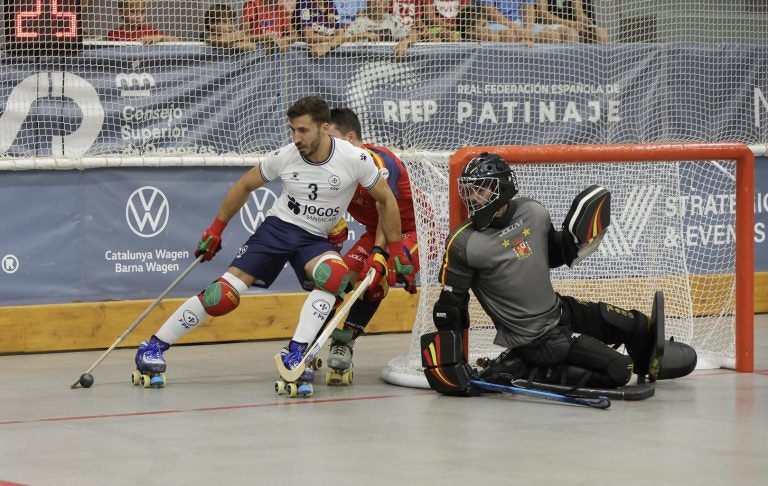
[383,144,754,388]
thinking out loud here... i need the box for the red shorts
[343,230,420,277]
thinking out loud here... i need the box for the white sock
[154,273,247,345]
[292,288,336,344]
[155,295,208,345]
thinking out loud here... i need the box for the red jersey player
[324,107,419,384]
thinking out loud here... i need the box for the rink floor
[1,315,766,485]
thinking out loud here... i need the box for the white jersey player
[131,96,410,389]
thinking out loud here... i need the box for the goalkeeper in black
[421,152,697,396]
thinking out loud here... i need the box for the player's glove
[195,219,227,261]
[387,242,414,289]
[360,246,389,288]
[328,218,349,252]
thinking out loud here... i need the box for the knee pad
[568,334,632,387]
[198,272,246,317]
[313,255,350,296]
[518,326,572,366]
[421,331,476,396]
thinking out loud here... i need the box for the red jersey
[106,24,167,41]
[243,0,292,36]
[349,144,416,234]
[391,0,425,29]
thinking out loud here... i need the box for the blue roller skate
[275,340,315,398]
[132,336,169,388]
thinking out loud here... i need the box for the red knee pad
[198,278,240,316]
[313,256,350,296]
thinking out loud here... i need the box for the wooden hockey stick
[70,254,205,389]
[274,268,376,383]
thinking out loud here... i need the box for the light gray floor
[1,316,767,486]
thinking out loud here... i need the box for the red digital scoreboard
[3,0,83,55]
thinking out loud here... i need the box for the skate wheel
[325,370,339,386]
[298,383,313,397]
[139,373,152,388]
[131,371,141,386]
[275,380,287,395]
[286,382,298,398]
[150,373,166,387]
[341,370,353,386]
[311,357,322,370]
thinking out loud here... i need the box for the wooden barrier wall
[1,273,766,354]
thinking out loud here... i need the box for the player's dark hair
[330,108,362,139]
[287,96,331,124]
[204,3,235,32]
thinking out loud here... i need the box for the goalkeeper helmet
[458,152,519,230]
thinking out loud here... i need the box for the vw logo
[125,186,170,237]
[240,187,278,233]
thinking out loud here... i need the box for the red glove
[328,218,349,252]
[397,273,418,294]
[195,219,226,261]
[360,246,388,288]
[387,241,414,288]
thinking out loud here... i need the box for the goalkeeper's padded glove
[195,219,227,261]
[387,241,414,288]
[328,218,349,252]
[360,246,388,288]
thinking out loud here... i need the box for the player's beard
[296,134,322,159]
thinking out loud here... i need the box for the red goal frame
[449,143,755,372]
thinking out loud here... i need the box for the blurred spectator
[346,0,410,41]
[243,0,298,52]
[334,0,367,25]
[422,0,470,41]
[391,0,424,30]
[536,0,608,43]
[477,0,577,45]
[391,0,428,58]
[203,3,257,51]
[106,0,178,44]
[295,0,378,56]
[456,4,519,42]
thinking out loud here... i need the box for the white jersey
[258,137,381,237]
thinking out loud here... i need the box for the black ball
[79,373,94,388]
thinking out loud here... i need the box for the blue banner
[1,44,767,305]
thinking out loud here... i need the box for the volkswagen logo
[126,186,170,237]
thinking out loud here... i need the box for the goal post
[384,143,754,389]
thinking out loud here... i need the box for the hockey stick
[469,380,611,409]
[274,268,376,383]
[70,253,205,389]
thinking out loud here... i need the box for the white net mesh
[384,152,742,388]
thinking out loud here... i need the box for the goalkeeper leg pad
[421,331,476,396]
[566,334,634,388]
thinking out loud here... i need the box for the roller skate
[325,329,355,386]
[274,340,316,398]
[131,336,169,388]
